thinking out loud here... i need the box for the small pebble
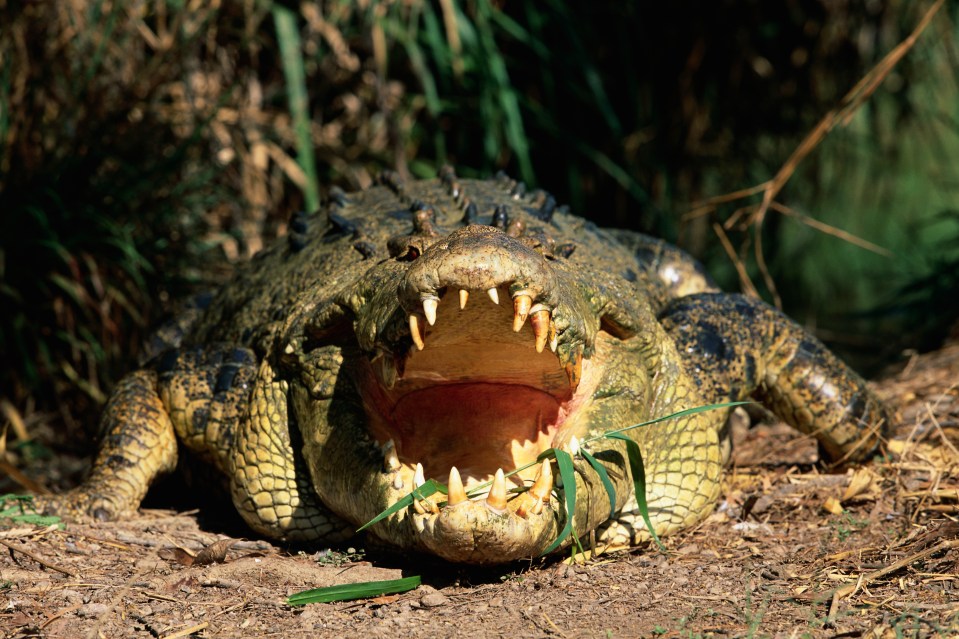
[78,603,110,618]
[420,592,449,608]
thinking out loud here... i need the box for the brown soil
[3,344,959,639]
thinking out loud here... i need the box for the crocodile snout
[399,225,559,346]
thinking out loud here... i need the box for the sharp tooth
[530,310,550,353]
[565,351,582,388]
[412,463,439,514]
[512,294,532,332]
[383,439,400,471]
[486,468,508,512]
[393,474,405,490]
[549,321,558,353]
[447,466,466,506]
[413,463,426,487]
[516,460,552,518]
[529,459,553,502]
[459,289,469,309]
[487,287,500,305]
[409,314,425,350]
[422,298,438,326]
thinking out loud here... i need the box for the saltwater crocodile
[39,168,890,563]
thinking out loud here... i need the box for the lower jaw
[412,499,562,563]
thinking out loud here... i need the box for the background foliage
[1,0,957,454]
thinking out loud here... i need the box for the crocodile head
[283,191,658,563]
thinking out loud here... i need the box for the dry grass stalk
[686,0,945,304]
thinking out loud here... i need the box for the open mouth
[358,284,591,512]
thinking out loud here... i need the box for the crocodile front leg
[659,292,890,462]
[229,359,354,543]
[35,369,178,520]
[154,345,353,542]
[38,346,353,544]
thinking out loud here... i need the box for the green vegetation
[0,494,62,528]
[287,574,421,605]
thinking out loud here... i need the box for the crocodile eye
[388,234,433,261]
[387,235,421,260]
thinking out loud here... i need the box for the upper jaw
[376,224,591,389]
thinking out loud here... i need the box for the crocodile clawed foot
[30,489,129,524]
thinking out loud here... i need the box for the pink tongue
[390,382,559,482]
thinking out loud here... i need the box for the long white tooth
[486,468,508,512]
[529,459,553,502]
[447,466,466,506]
[412,463,437,514]
[530,310,550,353]
[383,439,400,471]
[413,462,426,488]
[459,289,469,309]
[409,314,425,350]
[422,298,438,326]
[512,294,532,332]
[487,287,500,305]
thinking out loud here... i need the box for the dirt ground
[2,343,958,639]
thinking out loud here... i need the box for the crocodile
[38,168,890,563]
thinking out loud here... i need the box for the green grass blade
[273,4,320,212]
[590,401,749,444]
[580,449,616,516]
[0,495,62,527]
[608,433,664,550]
[475,0,532,182]
[288,575,421,605]
[356,479,445,532]
[541,449,576,556]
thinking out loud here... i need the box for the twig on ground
[0,538,80,577]
[825,538,959,625]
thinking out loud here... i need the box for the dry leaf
[192,539,234,565]
[160,547,197,566]
[822,496,844,515]
[842,467,876,501]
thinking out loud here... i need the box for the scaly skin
[35,168,891,563]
